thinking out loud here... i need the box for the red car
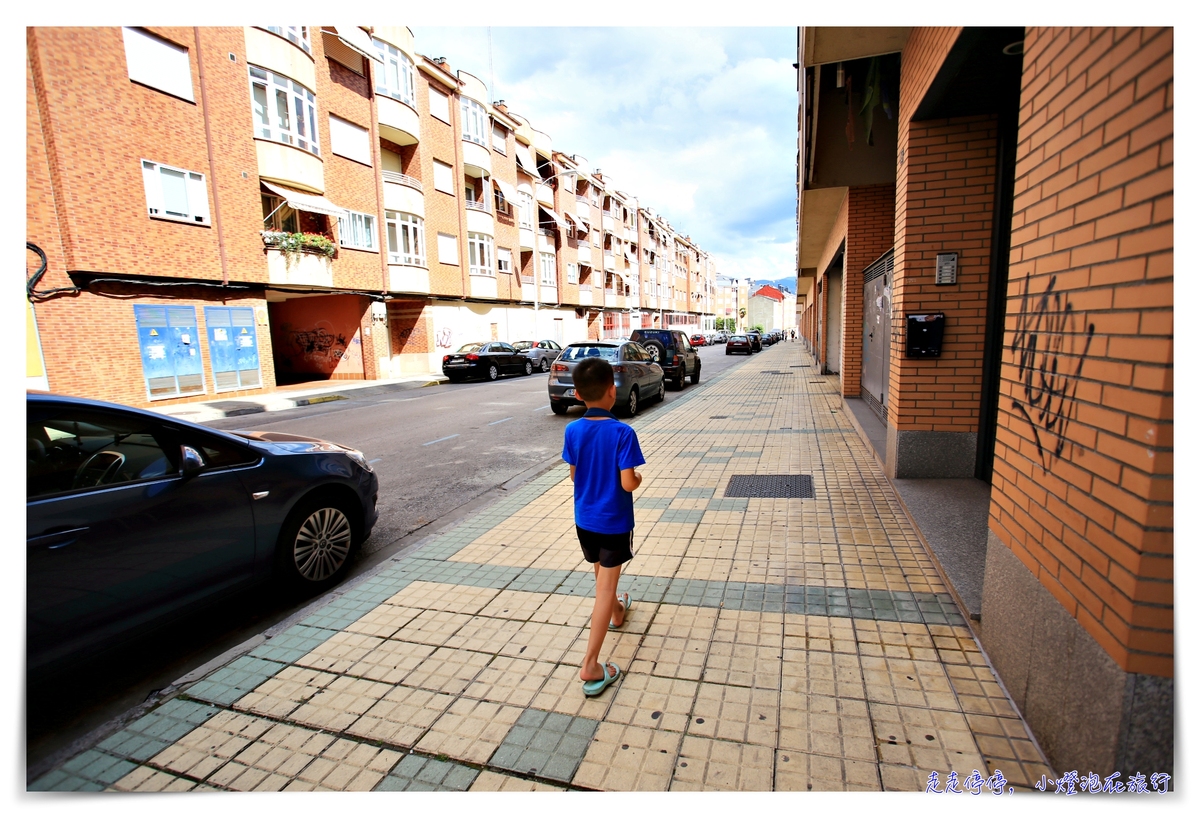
[725,334,752,355]
[689,333,707,347]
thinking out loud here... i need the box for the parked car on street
[442,341,533,381]
[690,333,708,347]
[26,392,379,671]
[745,330,764,352]
[511,339,563,372]
[725,334,752,355]
[713,331,729,344]
[628,328,701,389]
[548,341,665,417]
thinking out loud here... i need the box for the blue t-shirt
[561,408,646,534]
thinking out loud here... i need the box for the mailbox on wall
[905,313,945,358]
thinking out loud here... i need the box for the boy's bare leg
[581,563,622,682]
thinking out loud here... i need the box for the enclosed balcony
[378,95,420,146]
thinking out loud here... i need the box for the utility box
[905,313,945,358]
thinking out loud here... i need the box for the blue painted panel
[204,307,260,389]
[134,305,203,398]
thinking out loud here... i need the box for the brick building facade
[26,26,717,408]
[797,27,1172,778]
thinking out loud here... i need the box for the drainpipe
[194,28,230,287]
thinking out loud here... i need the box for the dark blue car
[26,392,378,671]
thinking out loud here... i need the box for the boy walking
[561,357,645,696]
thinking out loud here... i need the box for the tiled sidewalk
[31,343,1054,793]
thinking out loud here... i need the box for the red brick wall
[418,66,465,297]
[891,112,997,434]
[991,27,1173,676]
[269,294,367,379]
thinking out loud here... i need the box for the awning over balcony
[539,206,567,230]
[624,248,637,263]
[321,26,382,63]
[515,144,538,175]
[493,178,518,203]
[261,181,348,218]
[562,212,586,232]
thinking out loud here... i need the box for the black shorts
[576,526,634,568]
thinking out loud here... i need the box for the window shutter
[122,27,194,102]
[141,160,162,216]
[187,172,210,223]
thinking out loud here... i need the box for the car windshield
[511,341,533,350]
[730,335,747,341]
[456,343,485,353]
[560,345,619,362]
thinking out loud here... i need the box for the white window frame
[264,26,311,54]
[567,262,578,285]
[468,233,494,277]
[460,97,488,146]
[437,232,458,265]
[518,191,535,229]
[433,160,455,195]
[429,87,450,123]
[141,159,210,225]
[248,65,319,156]
[539,252,556,286]
[338,210,377,251]
[329,115,372,166]
[496,247,513,275]
[372,39,415,106]
[491,124,507,154]
[386,211,425,266]
[122,27,194,102]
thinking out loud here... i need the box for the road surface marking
[368,458,383,464]
[488,417,513,425]
[533,404,551,411]
[422,434,460,446]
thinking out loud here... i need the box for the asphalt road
[26,340,783,779]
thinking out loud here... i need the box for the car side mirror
[180,445,206,478]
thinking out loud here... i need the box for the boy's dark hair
[574,357,614,402]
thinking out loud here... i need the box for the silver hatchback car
[548,341,665,417]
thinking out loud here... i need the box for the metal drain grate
[762,370,793,375]
[724,474,815,498]
[709,415,729,419]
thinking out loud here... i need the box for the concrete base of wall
[885,428,977,478]
[980,534,1173,778]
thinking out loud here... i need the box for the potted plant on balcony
[261,230,337,266]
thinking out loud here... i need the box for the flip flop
[608,593,633,630]
[582,661,621,697]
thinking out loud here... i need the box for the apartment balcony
[378,95,420,146]
[535,182,554,206]
[602,214,615,231]
[576,195,589,205]
[245,26,316,91]
[577,284,592,305]
[256,141,324,194]
[382,171,424,216]
[266,246,332,287]
[604,252,615,272]
[465,199,494,236]
[519,226,535,251]
[540,285,557,303]
[520,276,535,302]
[389,263,430,294]
[604,288,617,308]
[470,273,497,299]
[538,233,556,253]
[461,139,491,176]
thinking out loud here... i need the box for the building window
[338,211,377,251]
[567,263,578,285]
[433,160,454,195]
[492,124,507,154]
[248,66,319,156]
[429,87,450,123]
[122,27,194,102]
[261,194,299,233]
[264,26,311,54]
[141,160,210,225]
[386,211,425,266]
[468,233,494,277]
[460,97,487,145]
[372,39,415,106]
[496,247,512,275]
[540,253,556,286]
[329,115,371,166]
[519,191,534,229]
[437,232,458,265]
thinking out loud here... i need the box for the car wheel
[524,360,533,376]
[726,349,731,355]
[692,362,701,385]
[657,380,666,403]
[644,339,668,364]
[624,387,639,417]
[551,401,568,415]
[540,358,551,372]
[446,373,462,383]
[276,494,358,593]
[674,371,686,390]
[488,364,499,381]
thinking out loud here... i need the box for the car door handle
[29,526,90,550]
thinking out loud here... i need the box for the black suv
[745,330,764,352]
[628,328,700,389]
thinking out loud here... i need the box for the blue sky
[411,26,798,283]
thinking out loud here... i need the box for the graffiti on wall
[435,326,454,349]
[1010,273,1095,471]
[291,328,348,363]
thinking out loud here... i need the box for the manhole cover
[724,474,815,498]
